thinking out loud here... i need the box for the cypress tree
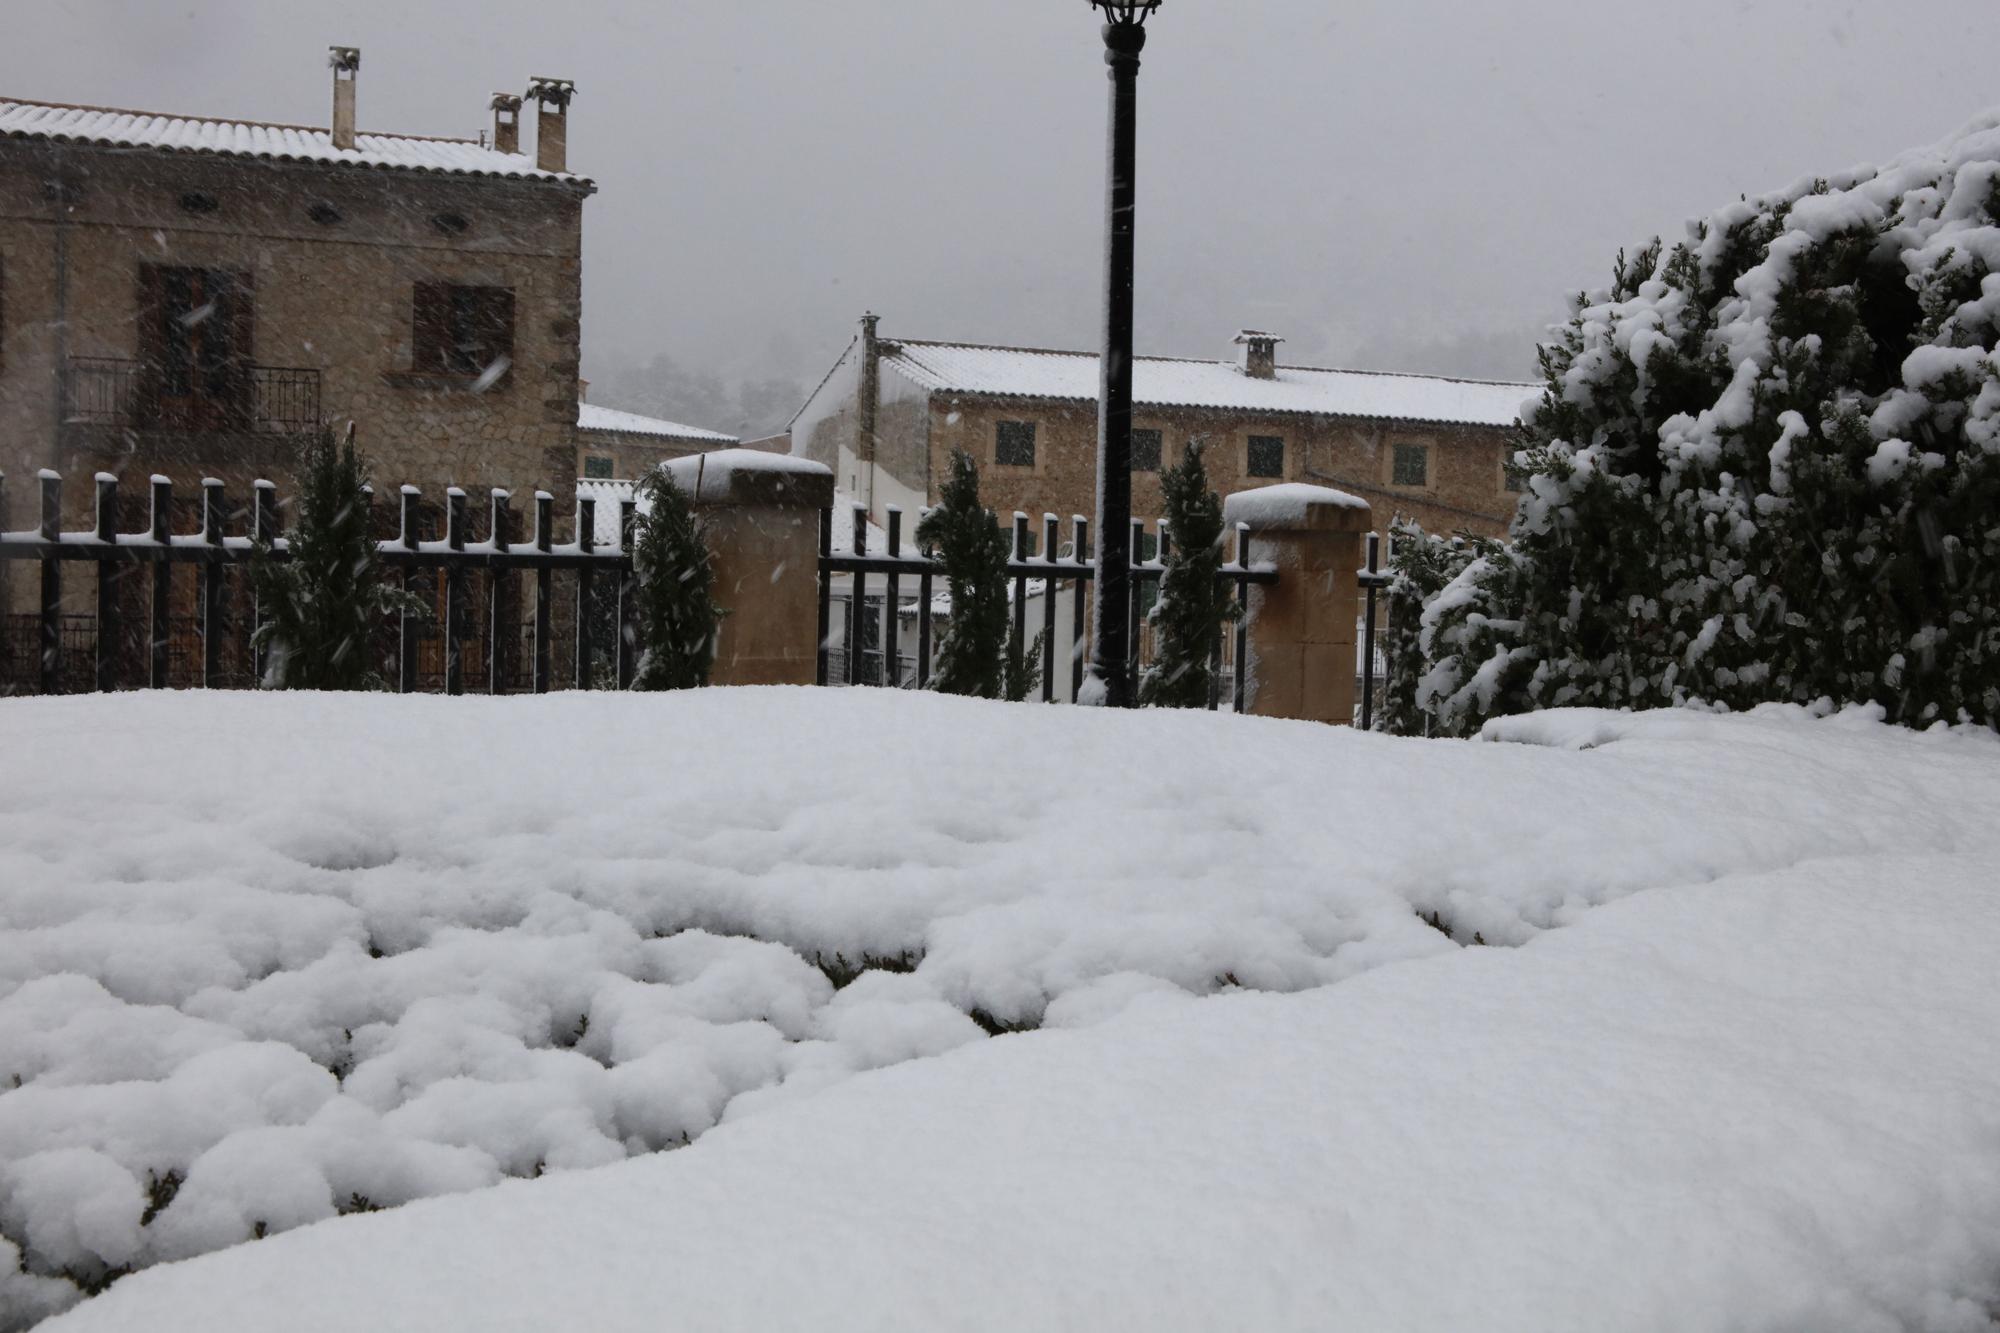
[1139,441,1234,707]
[628,467,722,691]
[250,424,421,690]
[916,449,1041,699]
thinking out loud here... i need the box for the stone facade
[925,397,1519,554]
[0,114,592,530]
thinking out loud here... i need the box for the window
[307,201,343,226]
[412,282,515,378]
[995,420,1037,468]
[1247,435,1285,479]
[137,264,254,430]
[583,455,615,479]
[1015,527,1039,559]
[1393,443,1429,487]
[1132,428,1163,472]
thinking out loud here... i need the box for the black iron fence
[818,506,1278,713]
[0,470,636,697]
[63,357,323,435]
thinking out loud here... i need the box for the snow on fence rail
[0,469,637,696]
[817,505,1285,713]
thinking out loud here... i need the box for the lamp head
[1088,0,1161,24]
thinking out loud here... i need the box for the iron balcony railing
[63,357,323,434]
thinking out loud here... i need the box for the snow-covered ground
[3,691,1998,1330]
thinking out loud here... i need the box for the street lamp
[1082,0,1161,707]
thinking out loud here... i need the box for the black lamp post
[1082,0,1160,707]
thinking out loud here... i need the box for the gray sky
[14,0,2000,400]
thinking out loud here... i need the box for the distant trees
[591,353,803,440]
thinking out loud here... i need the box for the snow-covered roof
[0,98,591,187]
[881,339,1537,428]
[577,404,736,445]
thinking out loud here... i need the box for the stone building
[792,315,1536,556]
[0,50,593,528]
[577,402,737,482]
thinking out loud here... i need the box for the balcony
[63,357,322,435]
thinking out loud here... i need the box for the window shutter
[412,282,448,372]
[480,287,516,371]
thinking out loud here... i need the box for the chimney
[1233,329,1283,380]
[490,93,523,155]
[329,46,360,152]
[526,77,576,173]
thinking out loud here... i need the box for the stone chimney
[527,77,576,173]
[329,46,360,152]
[1233,330,1283,380]
[490,93,523,155]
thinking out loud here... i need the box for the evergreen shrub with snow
[1139,441,1234,709]
[1406,113,2000,735]
[627,469,722,691]
[250,426,422,691]
[1374,521,1495,735]
[915,449,1040,701]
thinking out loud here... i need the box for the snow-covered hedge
[4,691,1997,1326]
[1407,111,2000,735]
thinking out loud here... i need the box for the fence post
[816,509,832,687]
[398,486,420,694]
[149,476,170,688]
[200,478,225,689]
[1361,531,1381,731]
[533,491,552,694]
[676,450,834,687]
[1221,484,1373,725]
[1070,515,1089,702]
[575,494,596,690]
[489,489,512,696]
[847,504,866,687]
[251,479,278,685]
[444,487,466,696]
[884,507,902,688]
[94,473,119,693]
[1040,514,1059,702]
[38,471,60,694]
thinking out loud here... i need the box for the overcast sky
[14,0,2000,398]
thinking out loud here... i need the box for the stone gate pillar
[1222,483,1373,726]
[666,450,834,687]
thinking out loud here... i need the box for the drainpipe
[49,176,71,474]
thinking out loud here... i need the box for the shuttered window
[412,282,515,379]
[995,420,1037,468]
[1132,429,1163,472]
[1247,435,1285,478]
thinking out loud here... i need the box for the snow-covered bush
[1374,521,1495,735]
[1412,112,2000,735]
